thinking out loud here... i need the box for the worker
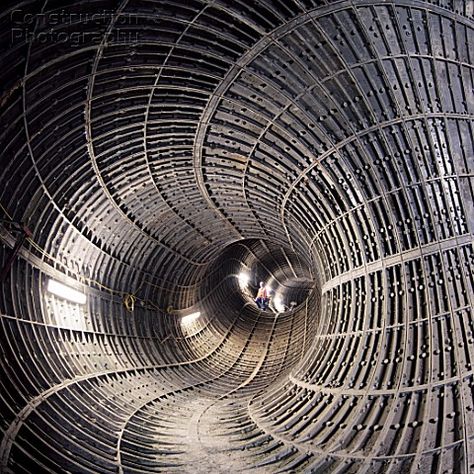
[255,282,269,310]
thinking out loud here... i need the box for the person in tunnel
[255,281,269,310]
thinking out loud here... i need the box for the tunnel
[0,0,473,472]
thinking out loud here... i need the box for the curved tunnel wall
[0,1,473,472]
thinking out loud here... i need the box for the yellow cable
[123,293,136,312]
[0,201,169,311]
[0,200,13,220]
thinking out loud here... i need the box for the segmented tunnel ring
[200,239,317,314]
[0,0,473,473]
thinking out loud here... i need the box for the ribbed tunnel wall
[0,1,473,472]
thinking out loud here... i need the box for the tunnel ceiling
[0,0,473,473]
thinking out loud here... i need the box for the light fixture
[238,272,250,289]
[274,295,285,313]
[181,311,200,325]
[47,279,86,305]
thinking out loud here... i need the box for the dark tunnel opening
[200,238,317,314]
[0,1,473,473]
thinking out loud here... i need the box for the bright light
[47,279,86,305]
[181,311,200,325]
[238,272,250,289]
[274,296,285,313]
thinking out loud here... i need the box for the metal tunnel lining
[0,0,473,473]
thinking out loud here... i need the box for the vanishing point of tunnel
[0,1,473,473]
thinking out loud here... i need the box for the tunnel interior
[0,1,473,473]
[206,238,316,313]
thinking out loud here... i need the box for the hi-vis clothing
[257,287,268,299]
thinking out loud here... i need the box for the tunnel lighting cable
[0,201,207,315]
[0,200,13,220]
[123,293,136,312]
[0,214,294,316]
[27,230,196,303]
[47,279,87,304]
[0,202,151,293]
[30,239,166,312]
[0,201,176,312]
